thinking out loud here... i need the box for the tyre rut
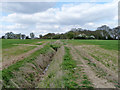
[69,45,115,88]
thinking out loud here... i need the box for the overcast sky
[0,0,118,37]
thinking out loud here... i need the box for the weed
[83,74,88,79]
[50,44,61,51]
[81,80,91,85]
[35,43,43,45]
[62,47,76,71]
[61,47,79,88]
[48,72,55,78]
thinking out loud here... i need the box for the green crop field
[2,39,55,49]
[2,39,118,50]
[2,39,41,49]
[67,40,118,50]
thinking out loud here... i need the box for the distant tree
[66,31,75,39]
[26,36,30,39]
[5,32,15,39]
[118,26,120,39]
[2,36,5,39]
[39,34,42,39]
[30,32,35,39]
[53,34,60,39]
[113,28,119,39]
[42,33,55,39]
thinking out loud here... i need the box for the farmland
[0,39,118,88]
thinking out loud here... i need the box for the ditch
[2,42,61,88]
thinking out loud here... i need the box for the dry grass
[2,45,36,62]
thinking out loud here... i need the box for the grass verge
[2,43,52,88]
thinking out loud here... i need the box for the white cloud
[1,8,58,25]
[1,1,118,37]
[1,2,56,14]
[57,1,117,25]
[2,24,28,30]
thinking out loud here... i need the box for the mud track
[69,45,115,88]
[75,46,118,82]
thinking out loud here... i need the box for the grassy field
[2,39,54,49]
[2,39,55,63]
[67,40,118,50]
[2,39,118,50]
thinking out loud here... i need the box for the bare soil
[81,45,118,71]
[75,45,118,82]
[69,45,115,88]
[13,44,40,46]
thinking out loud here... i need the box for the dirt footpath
[1,42,48,70]
[69,45,115,88]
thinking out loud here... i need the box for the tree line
[1,25,120,40]
[41,25,120,40]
